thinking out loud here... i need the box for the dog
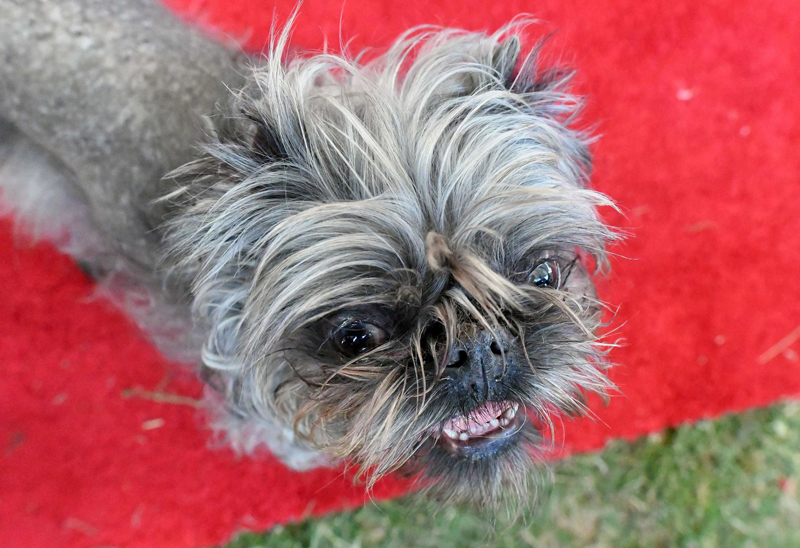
[0,0,618,508]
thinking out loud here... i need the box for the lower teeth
[440,403,520,442]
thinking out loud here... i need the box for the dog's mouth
[435,401,523,456]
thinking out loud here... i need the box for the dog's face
[165,26,616,507]
[295,245,608,505]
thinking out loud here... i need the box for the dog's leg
[0,117,105,265]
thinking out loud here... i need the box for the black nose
[443,329,512,399]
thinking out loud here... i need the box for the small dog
[0,0,617,507]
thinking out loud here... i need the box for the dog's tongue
[444,401,505,432]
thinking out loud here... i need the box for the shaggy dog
[0,0,617,507]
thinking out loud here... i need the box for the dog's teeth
[443,428,459,439]
[442,403,518,442]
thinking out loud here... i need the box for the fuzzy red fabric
[2,0,799,547]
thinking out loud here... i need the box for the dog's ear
[490,36,521,88]
[453,36,522,96]
[249,117,290,162]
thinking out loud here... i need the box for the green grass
[224,402,800,548]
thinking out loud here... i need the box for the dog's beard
[161,22,617,508]
[263,255,611,508]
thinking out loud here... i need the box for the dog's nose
[444,329,512,399]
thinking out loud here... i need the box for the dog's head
[164,23,617,507]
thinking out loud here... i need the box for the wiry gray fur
[0,0,618,508]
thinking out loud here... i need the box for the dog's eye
[528,261,561,288]
[332,320,387,357]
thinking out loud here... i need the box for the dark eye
[528,261,561,288]
[332,320,387,358]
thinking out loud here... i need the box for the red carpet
[2,0,800,546]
